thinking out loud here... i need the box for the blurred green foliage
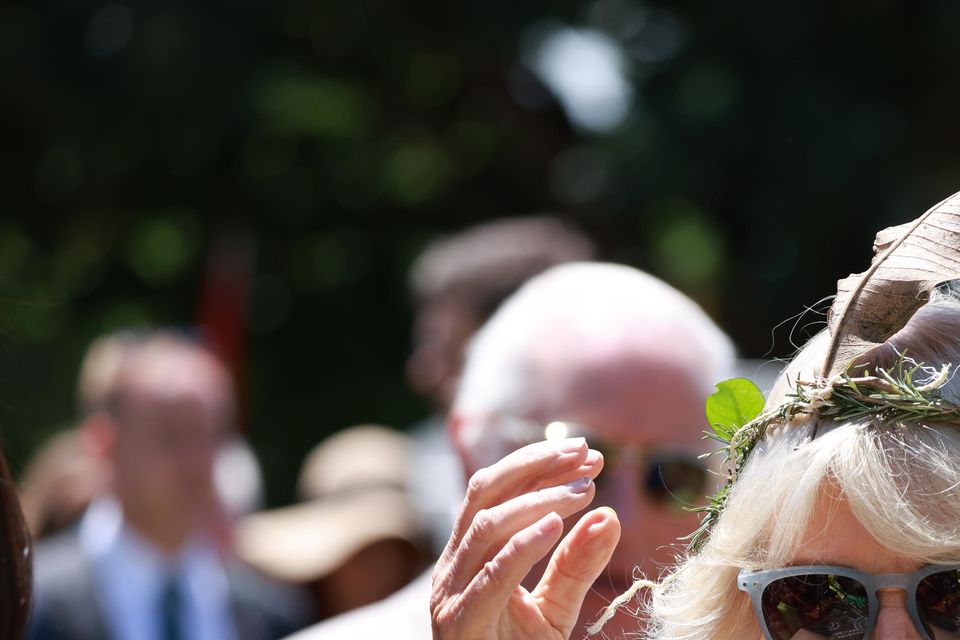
[1,0,959,504]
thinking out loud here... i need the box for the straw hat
[236,425,423,583]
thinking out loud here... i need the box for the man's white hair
[452,262,736,468]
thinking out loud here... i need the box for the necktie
[159,575,183,640]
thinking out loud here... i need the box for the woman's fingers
[440,475,598,595]
[446,438,601,555]
[432,441,612,640]
[432,513,565,639]
[532,507,621,637]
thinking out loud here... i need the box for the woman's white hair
[452,261,736,469]
[642,290,960,639]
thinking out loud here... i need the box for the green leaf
[705,378,765,440]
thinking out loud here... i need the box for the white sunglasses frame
[738,564,960,640]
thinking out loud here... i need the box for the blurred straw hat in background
[236,424,424,583]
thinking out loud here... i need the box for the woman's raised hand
[430,438,621,640]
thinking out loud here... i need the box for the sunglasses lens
[644,457,706,505]
[917,569,960,638]
[760,574,869,640]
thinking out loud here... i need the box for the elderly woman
[430,191,960,640]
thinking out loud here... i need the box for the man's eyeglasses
[739,564,960,639]
[590,440,707,508]
[497,418,708,509]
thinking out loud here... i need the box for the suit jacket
[27,529,314,640]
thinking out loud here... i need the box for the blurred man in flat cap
[404,215,597,552]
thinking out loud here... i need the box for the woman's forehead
[787,496,921,574]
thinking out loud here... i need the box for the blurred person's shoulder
[29,528,107,640]
[226,559,317,637]
[32,526,95,601]
[284,570,432,640]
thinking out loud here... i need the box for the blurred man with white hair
[291,262,735,639]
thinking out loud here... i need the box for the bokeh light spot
[380,141,452,206]
[651,202,724,287]
[125,212,200,285]
[253,73,374,140]
[675,62,739,122]
[289,230,371,293]
[84,3,133,58]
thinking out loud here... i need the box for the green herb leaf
[705,378,765,440]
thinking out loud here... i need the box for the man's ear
[446,413,477,480]
[79,412,117,458]
[445,413,463,450]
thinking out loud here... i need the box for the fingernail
[587,507,618,535]
[537,514,561,536]
[584,449,602,466]
[564,476,592,493]
[558,437,586,453]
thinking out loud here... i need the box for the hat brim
[236,489,420,583]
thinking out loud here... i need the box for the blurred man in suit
[29,330,311,640]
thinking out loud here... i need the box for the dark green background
[2,0,958,504]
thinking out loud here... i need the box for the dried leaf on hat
[823,191,960,377]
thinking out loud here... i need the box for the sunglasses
[739,564,960,640]
[586,439,707,508]
[498,418,708,508]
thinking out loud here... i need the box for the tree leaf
[705,378,765,440]
[822,191,960,376]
